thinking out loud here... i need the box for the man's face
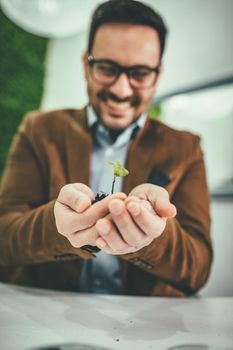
[83,23,162,130]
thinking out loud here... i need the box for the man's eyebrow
[92,58,158,70]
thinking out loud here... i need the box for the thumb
[57,183,95,213]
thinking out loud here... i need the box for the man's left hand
[95,184,177,255]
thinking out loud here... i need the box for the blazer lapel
[123,118,160,194]
[65,108,92,186]
[64,112,170,193]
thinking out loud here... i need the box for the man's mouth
[97,91,140,113]
[106,99,132,111]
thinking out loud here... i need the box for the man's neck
[87,104,147,142]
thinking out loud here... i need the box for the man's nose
[108,73,133,99]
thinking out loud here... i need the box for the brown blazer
[0,108,212,297]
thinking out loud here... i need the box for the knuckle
[57,184,72,202]
[60,184,72,196]
[72,242,82,248]
[69,236,82,248]
[63,183,72,191]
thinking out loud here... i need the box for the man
[0,0,212,297]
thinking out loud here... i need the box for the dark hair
[87,0,168,61]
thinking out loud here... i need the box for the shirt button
[95,279,101,286]
[105,148,113,157]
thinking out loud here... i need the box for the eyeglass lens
[92,61,157,88]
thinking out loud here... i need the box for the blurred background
[0,0,233,296]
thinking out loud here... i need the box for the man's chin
[101,114,134,130]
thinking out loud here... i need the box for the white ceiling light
[0,0,101,38]
[164,84,233,121]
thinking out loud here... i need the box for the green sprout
[107,161,129,194]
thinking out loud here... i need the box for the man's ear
[156,63,163,84]
[82,51,89,79]
[153,63,163,92]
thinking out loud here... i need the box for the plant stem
[111,176,116,194]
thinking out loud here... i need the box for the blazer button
[130,258,153,270]
[54,253,78,260]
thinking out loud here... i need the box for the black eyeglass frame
[87,55,160,89]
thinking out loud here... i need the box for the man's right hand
[54,183,126,248]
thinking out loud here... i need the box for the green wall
[0,10,48,176]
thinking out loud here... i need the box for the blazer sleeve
[0,113,93,266]
[121,136,213,295]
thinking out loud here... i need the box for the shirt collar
[87,104,147,147]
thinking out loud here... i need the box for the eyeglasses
[88,56,160,89]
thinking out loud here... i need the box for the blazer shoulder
[23,108,86,126]
[148,119,202,160]
[152,118,199,139]
[19,108,87,135]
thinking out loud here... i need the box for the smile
[106,99,131,110]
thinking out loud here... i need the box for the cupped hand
[95,184,176,255]
[54,183,126,248]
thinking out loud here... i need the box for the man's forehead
[94,22,159,42]
[92,23,160,64]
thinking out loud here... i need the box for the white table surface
[0,282,232,350]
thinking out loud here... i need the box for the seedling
[94,161,129,202]
[107,161,129,194]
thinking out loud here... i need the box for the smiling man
[0,0,212,297]
[83,23,161,130]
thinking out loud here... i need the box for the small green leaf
[107,160,129,177]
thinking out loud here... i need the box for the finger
[95,237,107,249]
[155,198,177,218]
[70,225,99,248]
[72,192,127,232]
[96,237,127,255]
[95,238,115,255]
[129,184,176,218]
[54,201,81,236]
[126,196,154,213]
[126,200,166,238]
[107,199,145,247]
[57,183,95,213]
[57,192,126,235]
[125,195,140,203]
[95,218,134,254]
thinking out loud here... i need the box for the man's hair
[87,0,168,61]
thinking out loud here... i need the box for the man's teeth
[106,100,131,110]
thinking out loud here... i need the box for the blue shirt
[78,105,147,294]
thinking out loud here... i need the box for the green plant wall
[0,10,48,177]
[148,103,162,120]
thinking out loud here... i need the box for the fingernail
[96,238,107,248]
[113,192,127,199]
[109,201,124,215]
